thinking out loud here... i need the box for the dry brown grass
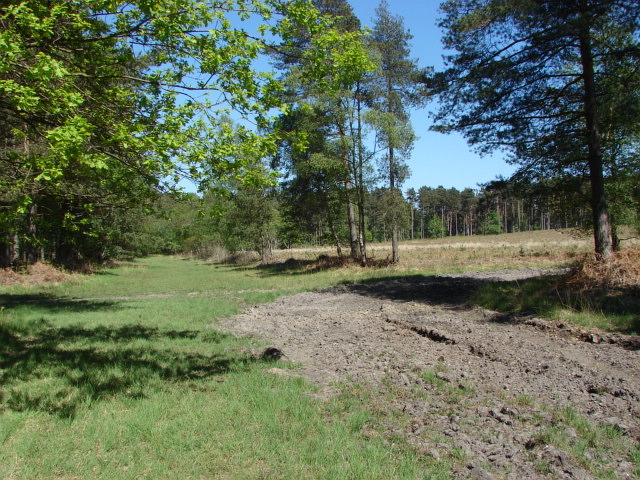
[0,262,74,286]
[563,247,640,292]
[271,229,593,274]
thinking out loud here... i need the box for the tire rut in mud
[217,269,640,479]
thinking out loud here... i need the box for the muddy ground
[218,269,640,480]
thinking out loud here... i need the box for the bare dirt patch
[218,268,640,479]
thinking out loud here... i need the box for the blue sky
[349,0,516,192]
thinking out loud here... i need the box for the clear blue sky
[349,0,516,193]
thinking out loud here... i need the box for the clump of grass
[417,369,475,406]
[527,407,639,478]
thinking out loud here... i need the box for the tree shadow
[0,293,123,313]
[0,320,260,419]
[334,273,498,309]
[337,273,640,335]
[256,256,364,276]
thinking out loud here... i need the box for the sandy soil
[218,269,640,479]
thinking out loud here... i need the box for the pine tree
[367,1,425,263]
[433,0,640,260]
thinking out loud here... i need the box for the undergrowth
[473,248,640,334]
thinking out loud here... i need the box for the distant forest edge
[119,177,637,265]
[1,0,639,268]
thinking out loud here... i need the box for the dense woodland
[1,0,639,268]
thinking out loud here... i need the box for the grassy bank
[1,256,451,479]
[472,246,640,335]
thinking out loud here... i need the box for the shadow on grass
[334,273,499,307]
[328,272,640,334]
[256,255,391,276]
[209,254,391,277]
[0,320,260,418]
[474,278,640,335]
[0,293,123,313]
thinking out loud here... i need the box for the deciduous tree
[0,0,326,267]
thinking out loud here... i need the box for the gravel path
[218,269,640,479]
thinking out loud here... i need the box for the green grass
[528,407,640,479]
[472,276,640,334]
[0,256,446,479]
[3,243,637,478]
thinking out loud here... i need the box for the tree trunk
[24,202,38,265]
[387,127,399,263]
[346,188,359,262]
[0,233,15,268]
[327,208,343,257]
[260,233,271,265]
[357,200,367,265]
[355,90,367,266]
[578,15,613,260]
[391,224,399,263]
[409,204,415,240]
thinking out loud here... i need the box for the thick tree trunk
[259,233,272,265]
[578,18,613,261]
[391,225,399,263]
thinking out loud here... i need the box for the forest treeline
[1,0,639,268]
[130,176,619,263]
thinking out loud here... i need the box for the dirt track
[218,269,640,479]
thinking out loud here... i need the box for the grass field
[273,229,593,273]
[1,229,637,478]
[1,256,455,479]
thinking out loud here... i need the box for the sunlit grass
[2,230,637,478]
[1,255,445,479]
[472,276,640,334]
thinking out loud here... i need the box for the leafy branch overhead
[0,0,342,266]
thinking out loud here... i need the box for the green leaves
[299,27,376,92]
[0,0,334,266]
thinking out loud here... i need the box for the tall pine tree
[433,0,640,260]
[367,1,424,263]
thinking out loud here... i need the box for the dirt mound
[218,268,640,479]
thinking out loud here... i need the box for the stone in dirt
[260,346,284,361]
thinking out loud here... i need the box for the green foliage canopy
[0,0,327,265]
